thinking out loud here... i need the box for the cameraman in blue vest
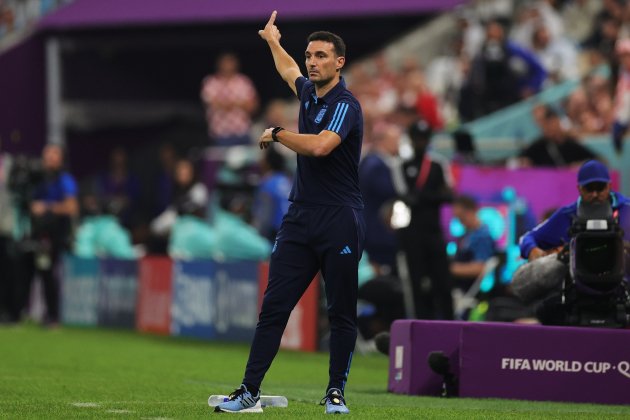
[519,160,630,263]
[29,144,78,326]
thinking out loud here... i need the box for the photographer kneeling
[516,160,630,327]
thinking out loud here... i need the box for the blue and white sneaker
[214,384,262,413]
[320,388,349,414]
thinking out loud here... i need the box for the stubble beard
[312,74,335,88]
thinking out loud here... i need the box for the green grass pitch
[1,325,629,419]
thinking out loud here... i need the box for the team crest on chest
[314,105,328,124]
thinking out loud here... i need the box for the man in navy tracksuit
[216,11,364,415]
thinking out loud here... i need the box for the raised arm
[258,11,303,96]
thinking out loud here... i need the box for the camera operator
[517,160,630,326]
[520,160,629,262]
[29,144,78,326]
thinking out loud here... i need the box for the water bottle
[207,395,230,407]
[260,395,288,408]
[208,395,288,408]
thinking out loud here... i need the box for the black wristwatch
[271,126,285,142]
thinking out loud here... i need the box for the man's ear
[336,56,345,72]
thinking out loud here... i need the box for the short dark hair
[453,194,479,211]
[407,119,432,143]
[307,31,346,57]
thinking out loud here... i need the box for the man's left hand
[259,127,274,149]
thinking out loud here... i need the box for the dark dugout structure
[0,0,463,176]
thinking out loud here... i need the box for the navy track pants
[243,203,365,393]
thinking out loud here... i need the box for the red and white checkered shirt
[201,73,258,138]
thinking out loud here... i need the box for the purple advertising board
[459,322,630,405]
[388,320,462,396]
[454,166,620,221]
[389,320,630,405]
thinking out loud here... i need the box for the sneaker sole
[214,403,263,413]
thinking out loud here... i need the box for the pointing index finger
[267,10,277,26]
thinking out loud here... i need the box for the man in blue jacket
[460,20,547,121]
[520,160,630,262]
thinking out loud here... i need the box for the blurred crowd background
[1,0,629,332]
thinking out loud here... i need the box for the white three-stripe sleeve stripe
[332,104,349,132]
[327,102,348,133]
[326,103,342,131]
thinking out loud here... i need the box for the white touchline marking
[141,418,174,420]
[106,409,133,414]
[71,402,100,408]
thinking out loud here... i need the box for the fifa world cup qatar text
[214,11,364,415]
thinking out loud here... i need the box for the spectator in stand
[612,38,630,153]
[201,52,259,146]
[585,74,614,125]
[519,106,598,167]
[150,158,209,253]
[583,8,621,86]
[565,86,608,134]
[530,25,579,84]
[460,20,547,121]
[564,72,614,136]
[251,147,292,243]
[154,142,177,217]
[392,56,422,119]
[370,52,399,116]
[250,99,291,138]
[561,0,602,44]
[408,70,444,131]
[250,99,298,161]
[359,122,404,275]
[510,2,544,48]
[535,0,565,41]
[387,64,442,131]
[426,35,468,126]
[470,0,514,27]
[347,64,384,128]
[454,7,484,59]
[74,192,136,260]
[449,195,496,290]
[0,2,12,38]
[95,147,140,230]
